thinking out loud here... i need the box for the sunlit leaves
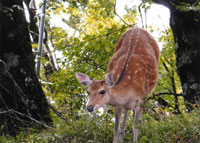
[123,7,137,25]
[50,27,68,50]
[42,0,183,118]
[42,0,137,117]
[158,28,181,94]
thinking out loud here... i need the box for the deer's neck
[107,88,129,106]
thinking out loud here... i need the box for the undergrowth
[0,110,200,143]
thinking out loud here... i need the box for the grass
[0,110,200,143]
[138,110,200,143]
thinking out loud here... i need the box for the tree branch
[47,101,68,122]
[149,92,183,109]
[0,109,52,129]
[149,93,172,108]
[150,0,199,9]
[162,58,181,113]
[193,0,200,6]
[138,2,145,29]
[107,0,134,27]
[0,60,31,116]
[150,0,174,8]
[64,26,127,49]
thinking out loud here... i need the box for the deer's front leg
[113,107,122,143]
[119,110,128,143]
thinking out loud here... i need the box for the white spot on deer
[132,80,136,84]
[138,68,142,71]
[128,75,131,80]
[117,74,120,79]
[128,39,131,45]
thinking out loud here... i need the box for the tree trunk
[151,0,200,110]
[0,0,52,135]
[170,9,200,110]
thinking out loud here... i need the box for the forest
[0,0,200,142]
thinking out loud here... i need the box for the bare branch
[44,28,58,72]
[193,0,200,6]
[107,0,135,27]
[151,92,183,97]
[149,93,173,108]
[64,26,127,49]
[0,109,52,129]
[162,59,181,113]
[47,101,68,122]
[0,60,31,116]
[152,92,173,96]
[150,0,175,8]
[138,2,145,29]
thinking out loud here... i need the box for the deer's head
[76,72,114,112]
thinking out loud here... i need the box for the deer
[76,27,160,143]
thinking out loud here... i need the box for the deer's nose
[87,105,94,112]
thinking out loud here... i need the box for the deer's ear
[105,73,114,87]
[76,73,93,87]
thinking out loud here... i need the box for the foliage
[176,2,200,12]
[43,0,137,120]
[0,109,200,143]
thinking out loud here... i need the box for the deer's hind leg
[133,100,144,143]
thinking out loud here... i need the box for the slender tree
[150,0,200,110]
[0,0,52,135]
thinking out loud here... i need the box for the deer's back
[108,27,159,96]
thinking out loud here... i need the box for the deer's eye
[99,90,105,95]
